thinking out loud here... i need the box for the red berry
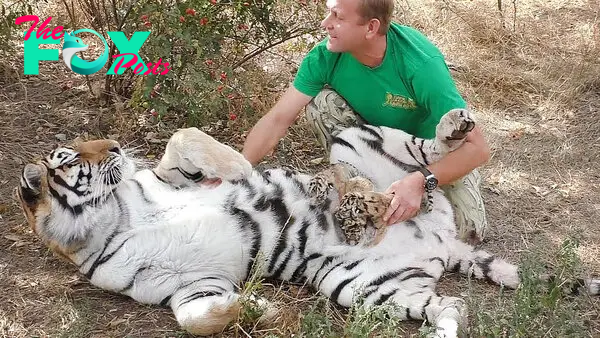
[200,17,209,25]
[185,8,196,15]
[220,72,227,81]
[217,85,224,92]
[229,113,237,121]
[205,59,214,66]
[140,14,148,21]
[144,21,151,27]
[210,0,217,4]
[179,16,185,22]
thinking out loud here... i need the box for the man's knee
[442,170,488,244]
[305,89,364,150]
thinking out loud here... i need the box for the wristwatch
[417,167,438,192]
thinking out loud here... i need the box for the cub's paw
[436,109,475,150]
[308,174,334,204]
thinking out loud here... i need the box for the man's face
[321,0,369,53]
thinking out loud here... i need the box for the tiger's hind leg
[433,108,475,155]
[168,278,241,336]
[446,238,520,289]
[366,288,467,338]
[447,238,600,296]
[155,127,252,188]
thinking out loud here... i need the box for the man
[242,0,490,243]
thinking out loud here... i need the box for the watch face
[426,177,438,191]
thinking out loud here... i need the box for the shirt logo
[383,93,417,109]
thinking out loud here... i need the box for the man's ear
[367,18,381,36]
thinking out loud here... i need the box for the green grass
[468,236,589,338]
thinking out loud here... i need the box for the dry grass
[1,0,600,336]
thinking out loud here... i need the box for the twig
[231,28,316,69]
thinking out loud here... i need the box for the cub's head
[16,139,135,255]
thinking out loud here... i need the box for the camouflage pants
[305,89,488,243]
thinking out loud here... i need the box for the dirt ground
[1,0,600,337]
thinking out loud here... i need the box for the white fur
[23,110,596,337]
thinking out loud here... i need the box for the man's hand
[383,171,425,225]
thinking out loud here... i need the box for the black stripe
[119,266,149,293]
[159,295,171,307]
[132,179,153,204]
[253,195,270,211]
[405,143,423,166]
[366,267,416,288]
[433,232,443,243]
[374,288,397,305]
[266,184,293,273]
[344,259,364,271]
[48,168,84,196]
[316,261,345,289]
[405,220,423,239]
[359,137,420,172]
[311,256,335,285]
[79,251,99,268]
[178,291,221,308]
[172,167,205,182]
[359,125,383,142]
[331,136,358,153]
[86,236,132,279]
[235,178,256,196]
[419,139,429,165]
[48,184,83,215]
[297,219,311,256]
[311,206,329,231]
[271,248,294,280]
[399,270,433,282]
[429,257,445,268]
[291,253,321,283]
[230,206,262,279]
[331,274,360,304]
[84,229,122,279]
[476,254,495,282]
[406,307,414,320]
[151,169,168,183]
[421,295,432,318]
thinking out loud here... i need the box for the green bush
[116,0,324,123]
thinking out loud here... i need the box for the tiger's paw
[335,191,392,247]
[436,109,475,151]
[155,127,252,188]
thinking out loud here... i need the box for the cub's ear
[19,164,45,203]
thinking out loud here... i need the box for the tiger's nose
[76,139,122,161]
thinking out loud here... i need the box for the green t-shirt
[293,23,467,139]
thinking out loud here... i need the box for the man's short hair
[357,0,393,35]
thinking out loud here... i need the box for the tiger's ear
[21,163,45,196]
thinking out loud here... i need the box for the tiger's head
[16,139,135,258]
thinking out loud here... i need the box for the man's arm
[383,125,490,225]
[242,86,313,165]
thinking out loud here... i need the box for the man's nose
[321,14,331,30]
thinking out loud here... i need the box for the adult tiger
[16,109,599,337]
